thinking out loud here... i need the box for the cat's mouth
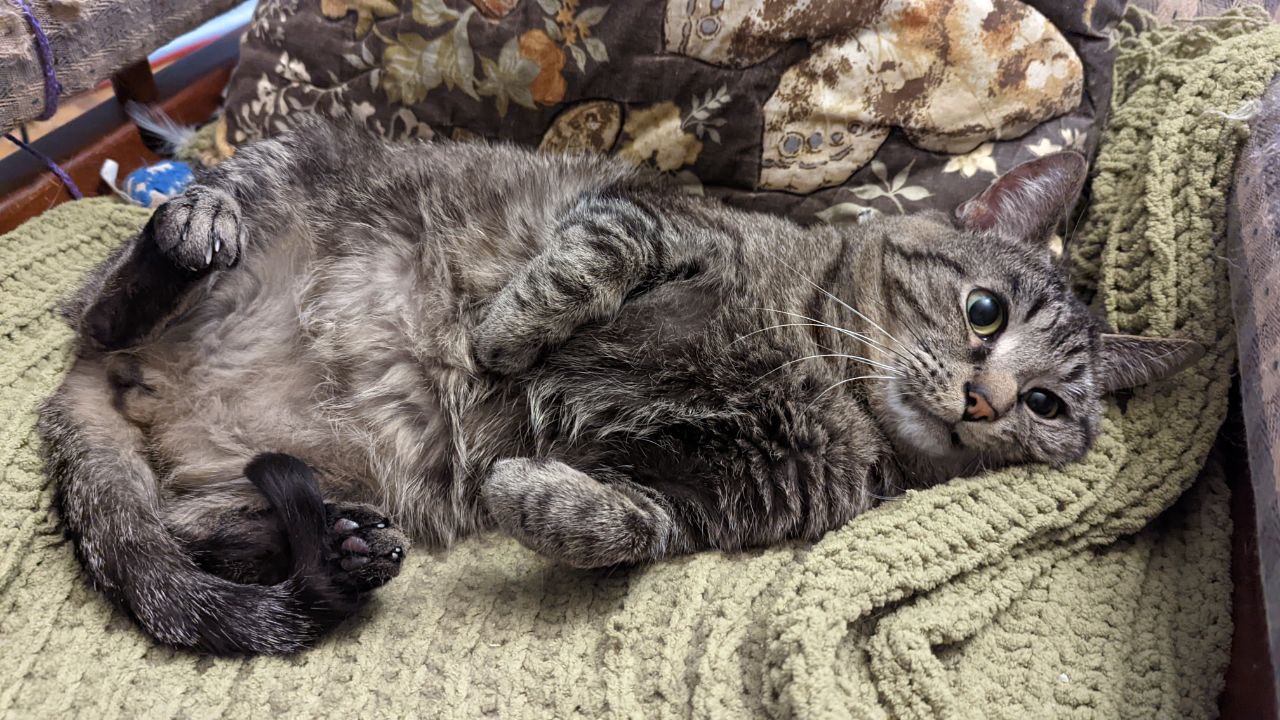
[884,386,966,457]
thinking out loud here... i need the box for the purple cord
[5,132,83,199]
[6,0,80,199]
[10,0,62,121]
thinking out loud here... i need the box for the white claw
[214,236,221,254]
[204,244,213,266]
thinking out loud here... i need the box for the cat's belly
[124,236,485,541]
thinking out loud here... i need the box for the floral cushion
[223,0,1123,223]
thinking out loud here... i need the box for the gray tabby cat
[38,121,1200,654]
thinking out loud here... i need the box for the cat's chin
[882,389,953,453]
[879,387,977,483]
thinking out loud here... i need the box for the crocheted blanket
[1,11,1276,718]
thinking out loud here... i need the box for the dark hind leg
[172,456,409,594]
[179,503,408,590]
[77,122,404,352]
[178,506,292,585]
[80,186,244,350]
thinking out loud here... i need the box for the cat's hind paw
[324,503,408,592]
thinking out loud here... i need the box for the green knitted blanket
[1,12,1276,718]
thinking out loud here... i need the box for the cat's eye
[1023,389,1062,418]
[965,290,1006,338]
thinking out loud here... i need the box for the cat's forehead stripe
[1059,341,1089,359]
[886,274,931,320]
[1060,362,1087,386]
[1023,295,1047,323]
[883,238,965,275]
[1075,415,1091,439]
[1005,273,1022,296]
[1047,319,1080,349]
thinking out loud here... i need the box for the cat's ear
[1097,334,1205,393]
[955,152,1087,253]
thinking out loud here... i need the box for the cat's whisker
[856,293,931,351]
[827,326,912,363]
[776,259,912,355]
[744,310,861,343]
[804,375,896,413]
[813,292,918,362]
[730,322,820,345]
[755,354,903,383]
[957,454,991,478]
[746,309,916,367]
[845,325,921,367]
[1061,199,1088,254]
[868,492,904,502]
[733,321,913,366]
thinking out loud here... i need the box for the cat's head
[859,153,1201,481]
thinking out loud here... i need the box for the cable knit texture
[0,11,1274,717]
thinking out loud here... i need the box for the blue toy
[124,160,194,208]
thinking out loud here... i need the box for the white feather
[124,100,198,156]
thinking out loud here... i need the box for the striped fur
[38,121,1199,653]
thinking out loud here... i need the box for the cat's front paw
[482,458,672,568]
[152,186,243,272]
[471,303,550,375]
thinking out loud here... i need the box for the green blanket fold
[1,11,1275,718]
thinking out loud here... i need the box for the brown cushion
[224,0,1123,222]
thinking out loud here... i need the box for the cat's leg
[166,456,409,594]
[174,501,408,590]
[122,120,378,275]
[79,193,244,350]
[481,458,701,567]
[78,121,374,350]
[472,193,693,374]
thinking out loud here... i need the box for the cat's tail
[37,360,348,654]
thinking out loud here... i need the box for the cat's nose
[962,383,997,422]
